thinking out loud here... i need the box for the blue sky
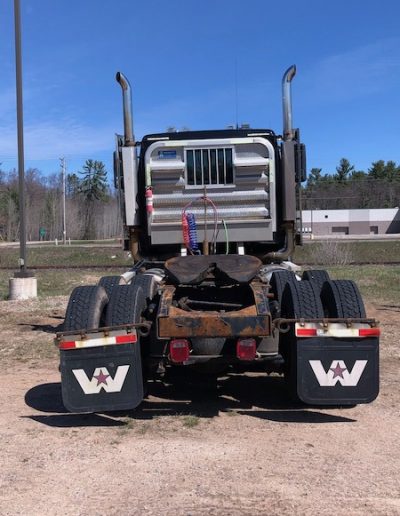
[1,0,400,180]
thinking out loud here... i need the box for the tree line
[303,158,400,210]
[1,156,399,241]
[0,160,121,241]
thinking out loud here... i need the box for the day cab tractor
[55,66,379,413]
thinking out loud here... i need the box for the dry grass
[308,240,354,266]
[295,239,400,264]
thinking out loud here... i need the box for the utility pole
[60,157,66,244]
[9,0,37,299]
[14,0,27,273]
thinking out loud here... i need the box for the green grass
[1,240,399,269]
[1,242,399,305]
[295,239,400,264]
[0,268,126,300]
[182,415,200,428]
[0,245,132,268]
[326,265,400,305]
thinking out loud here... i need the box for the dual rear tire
[63,279,151,332]
[63,285,109,332]
[272,271,366,402]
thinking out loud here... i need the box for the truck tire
[321,280,366,318]
[281,280,324,320]
[131,273,157,301]
[105,284,146,326]
[63,285,109,331]
[98,275,122,297]
[104,284,148,400]
[280,281,324,402]
[302,269,330,292]
[270,270,297,307]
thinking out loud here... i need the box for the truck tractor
[56,66,379,413]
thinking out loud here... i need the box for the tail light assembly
[236,338,257,361]
[169,339,190,363]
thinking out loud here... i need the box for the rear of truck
[56,66,379,413]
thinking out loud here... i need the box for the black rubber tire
[105,284,147,326]
[302,269,330,292]
[104,284,148,400]
[131,273,157,301]
[280,281,324,402]
[98,275,122,298]
[321,280,366,318]
[270,270,297,306]
[63,285,109,331]
[281,280,325,320]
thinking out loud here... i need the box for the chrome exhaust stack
[116,72,135,147]
[282,65,296,141]
[262,65,298,263]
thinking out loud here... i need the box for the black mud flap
[60,343,144,413]
[296,337,379,405]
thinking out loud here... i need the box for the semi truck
[56,66,379,413]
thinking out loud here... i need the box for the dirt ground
[0,298,399,516]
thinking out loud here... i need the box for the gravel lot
[0,298,399,515]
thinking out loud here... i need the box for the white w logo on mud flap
[72,366,130,394]
[309,360,367,387]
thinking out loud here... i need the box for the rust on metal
[158,285,175,317]
[250,281,271,315]
[157,303,271,338]
[55,321,152,341]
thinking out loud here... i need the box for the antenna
[235,58,239,129]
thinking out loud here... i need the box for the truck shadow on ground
[377,304,400,313]
[24,374,356,427]
[20,321,64,333]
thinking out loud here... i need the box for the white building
[302,208,400,236]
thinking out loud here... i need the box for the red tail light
[236,338,257,360]
[296,328,318,337]
[359,328,380,337]
[169,339,190,363]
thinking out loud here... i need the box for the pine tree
[307,168,322,187]
[78,160,108,201]
[334,158,354,183]
[78,160,109,239]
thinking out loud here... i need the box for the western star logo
[72,366,130,394]
[309,360,367,387]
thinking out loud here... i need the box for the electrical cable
[222,219,229,254]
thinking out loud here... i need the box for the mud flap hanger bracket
[55,322,152,344]
[273,317,380,334]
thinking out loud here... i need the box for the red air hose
[182,213,190,249]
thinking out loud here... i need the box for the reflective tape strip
[58,332,137,350]
[296,328,317,337]
[295,323,380,338]
[59,340,76,349]
[358,328,381,337]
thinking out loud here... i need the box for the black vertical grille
[186,148,234,186]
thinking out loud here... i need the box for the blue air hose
[186,213,199,251]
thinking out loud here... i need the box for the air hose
[182,213,190,249]
[186,213,199,251]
